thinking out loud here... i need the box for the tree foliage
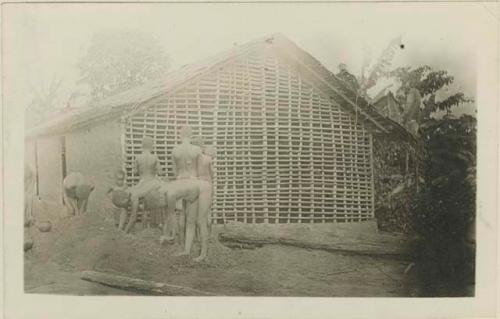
[359,36,403,93]
[25,77,63,128]
[407,115,476,296]
[372,61,476,295]
[78,30,170,101]
[387,66,473,118]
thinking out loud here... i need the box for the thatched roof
[26,34,416,144]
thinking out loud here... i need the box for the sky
[3,2,488,117]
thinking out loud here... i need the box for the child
[107,170,130,230]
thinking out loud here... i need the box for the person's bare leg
[118,208,127,230]
[76,199,82,215]
[124,194,139,233]
[142,207,149,229]
[169,206,177,239]
[63,191,71,216]
[194,183,211,262]
[63,191,77,216]
[208,215,213,241]
[175,199,198,256]
[161,193,176,244]
[78,198,89,215]
[178,207,185,245]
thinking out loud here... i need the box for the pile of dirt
[27,211,237,285]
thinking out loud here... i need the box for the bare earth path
[24,204,410,296]
[25,234,409,296]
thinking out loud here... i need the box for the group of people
[107,126,215,262]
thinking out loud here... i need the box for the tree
[363,40,476,295]
[359,36,404,97]
[26,76,63,128]
[407,114,476,296]
[386,67,475,296]
[387,66,473,119]
[77,30,170,101]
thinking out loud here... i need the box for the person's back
[63,172,94,215]
[136,152,158,181]
[63,172,84,198]
[173,127,201,179]
[124,136,164,233]
[173,143,201,179]
[198,145,215,182]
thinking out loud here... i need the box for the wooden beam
[81,270,215,296]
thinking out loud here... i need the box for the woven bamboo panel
[123,49,374,224]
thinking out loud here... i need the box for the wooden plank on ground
[81,271,215,296]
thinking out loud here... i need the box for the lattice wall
[123,48,374,224]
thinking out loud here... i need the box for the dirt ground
[24,203,412,297]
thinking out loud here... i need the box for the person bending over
[63,172,94,216]
[124,136,163,234]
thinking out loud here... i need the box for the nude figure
[198,145,215,238]
[124,136,163,234]
[63,172,94,216]
[193,145,215,260]
[159,127,201,243]
[107,170,130,230]
[158,126,211,261]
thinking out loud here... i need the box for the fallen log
[81,271,215,296]
[219,223,410,260]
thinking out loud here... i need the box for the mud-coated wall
[35,136,63,204]
[24,140,37,190]
[65,118,123,215]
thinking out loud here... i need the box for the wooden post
[120,116,127,183]
[369,134,375,219]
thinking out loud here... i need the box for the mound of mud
[28,211,237,284]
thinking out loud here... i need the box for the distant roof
[27,34,416,144]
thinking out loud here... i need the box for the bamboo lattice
[123,49,374,224]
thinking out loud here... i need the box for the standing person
[195,144,215,259]
[160,126,201,246]
[63,172,94,216]
[158,126,211,262]
[107,169,130,230]
[124,136,163,234]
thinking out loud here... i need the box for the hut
[25,34,415,224]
